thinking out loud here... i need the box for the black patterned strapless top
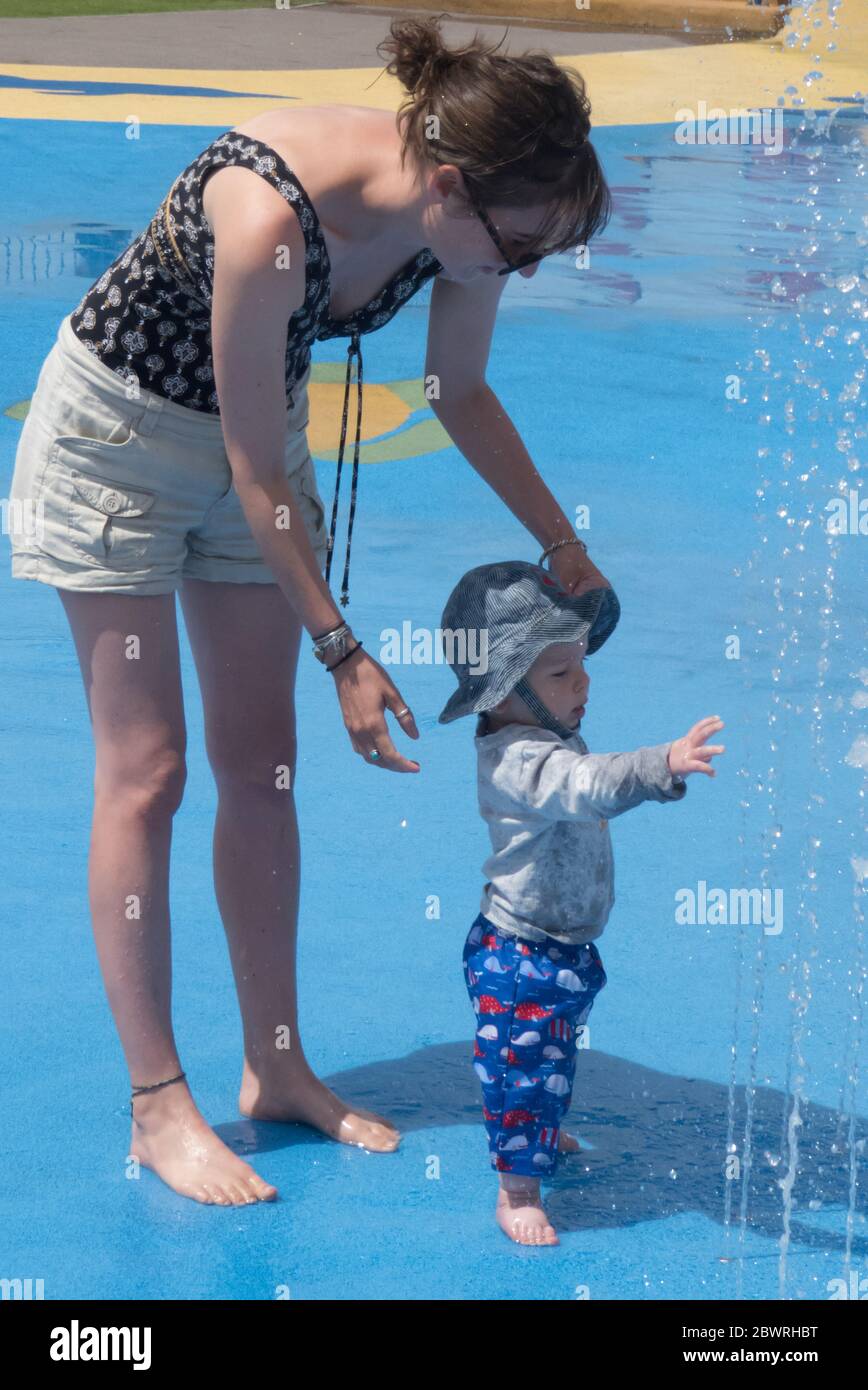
[70,128,443,413]
[69,128,445,606]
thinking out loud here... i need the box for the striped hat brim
[438,591,612,724]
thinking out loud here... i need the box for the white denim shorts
[8,313,330,595]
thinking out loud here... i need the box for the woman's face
[424,165,554,281]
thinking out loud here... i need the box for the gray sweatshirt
[474,716,688,945]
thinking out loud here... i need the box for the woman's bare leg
[57,588,278,1204]
[179,578,399,1152]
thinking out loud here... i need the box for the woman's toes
[369,1126,400,1151]
[337,1114,399,1152]
[361,1110,399,1136]
[344,1107,400,1145]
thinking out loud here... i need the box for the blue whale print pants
[463,912,607,1178]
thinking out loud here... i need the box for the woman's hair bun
[376,14,451,95]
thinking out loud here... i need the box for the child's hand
[667,717,725,779]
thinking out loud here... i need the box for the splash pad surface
[0,0,865,1301]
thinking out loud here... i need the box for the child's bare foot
[130,1081,278,1206]
[558,1129,582,1155]
[239,1061,400,1153]
[496,1176,559,1246]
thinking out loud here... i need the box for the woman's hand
[330,646,421,773]
[548,542,612,597]
[667,717,726,778]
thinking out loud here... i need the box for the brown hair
[376,13,612,256]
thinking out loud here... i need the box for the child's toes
[202,1184,230,1205]
[249,1176,278,1201]
[226,1183,253,1206]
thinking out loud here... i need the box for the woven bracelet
[326,640,364,674]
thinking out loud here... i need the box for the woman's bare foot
[239,1061,400,1153]
[558,1129,582,1155]
[496,1176,559,1246]
[130,1079,278,1205]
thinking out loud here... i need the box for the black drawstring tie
[324,328,364,608]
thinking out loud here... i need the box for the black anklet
[130,1070,187,1118]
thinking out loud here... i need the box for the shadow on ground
[214,1044,868,1255]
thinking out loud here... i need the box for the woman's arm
[425,273,610,593]
[207,166,343,640]
[205,166,421,773]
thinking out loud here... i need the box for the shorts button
[103,492,122,513]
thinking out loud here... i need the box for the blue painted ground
[1,114,865,1300]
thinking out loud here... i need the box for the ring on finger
[366,748,382,761]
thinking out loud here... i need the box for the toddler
[438,560,725,1246]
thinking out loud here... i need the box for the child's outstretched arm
[506,717,725,823]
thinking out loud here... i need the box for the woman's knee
[94,745,187,821]
[205,722,297,795]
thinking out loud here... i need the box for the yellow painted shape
[0,0,863,128]
[575,0,867,127]
[306,379,411,456]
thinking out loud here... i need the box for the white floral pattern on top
[70,130,444,414]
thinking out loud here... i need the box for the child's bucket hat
[437,560,620,738]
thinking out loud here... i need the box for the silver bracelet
[313,621,349,645]
[539,537,588,567]
[312,622,355,668]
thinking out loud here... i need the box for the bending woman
[9,16,612,1206]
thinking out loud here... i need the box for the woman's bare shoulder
[221,106,393,214]
[232,105,392,153]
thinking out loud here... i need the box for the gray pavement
[0,3,697,69]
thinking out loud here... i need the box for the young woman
[9,15,613,1206]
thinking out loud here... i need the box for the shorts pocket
[49,370,144,448]
[48,443,157,569]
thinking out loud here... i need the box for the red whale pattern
[514,1002,554,1021]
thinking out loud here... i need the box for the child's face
[489,639,589,731]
